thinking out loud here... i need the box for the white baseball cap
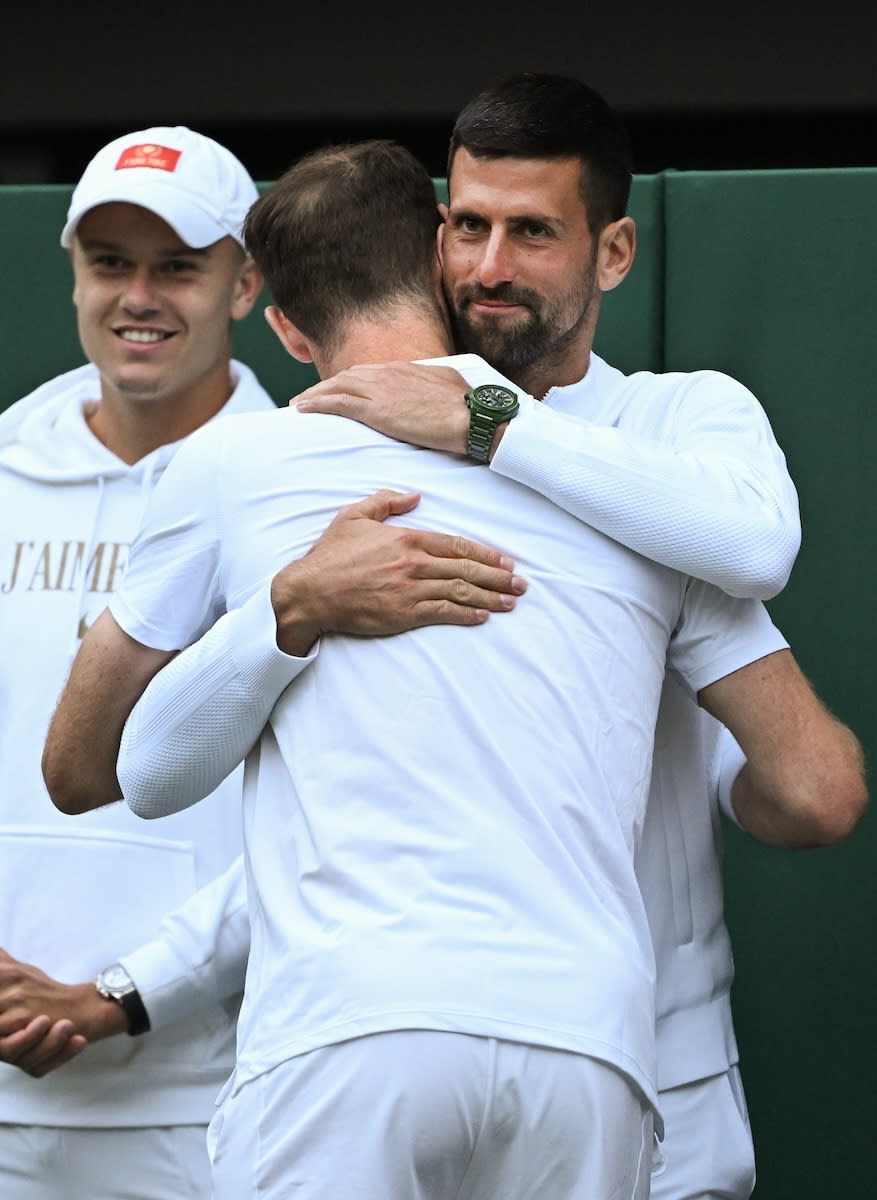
[60,126,258,250]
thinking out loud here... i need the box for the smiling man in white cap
[57,125,267,463]
[0,126,521,1200]
[0,124,271,1200]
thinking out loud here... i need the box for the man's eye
[459,216,484,234]
[93,255,126,270]
[524,223,549,238]
[165,259,198,274]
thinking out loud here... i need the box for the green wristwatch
[464,384,520,463]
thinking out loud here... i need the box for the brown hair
[244,139,443,354]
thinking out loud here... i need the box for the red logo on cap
[115,144,182,172]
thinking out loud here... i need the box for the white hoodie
[0,360,274,1127]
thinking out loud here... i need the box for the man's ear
[264,305,314,363]
[436,219,446,267]
[230,257,264,322]
[597,216,636,294]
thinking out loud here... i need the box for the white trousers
[651,1066,756,1200]
[0,1122,211,1200]
[210,1031,653,1200]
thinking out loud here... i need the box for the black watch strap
[116,986,151,1037]
[96,965,151,1037]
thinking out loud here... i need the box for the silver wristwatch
[95,962,151,1036]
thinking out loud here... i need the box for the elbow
[118,762,198,821]
[722,510,801,602]
[122,788,164,821]
[42,766,91,817]
[814,773,869,846]
[41,746,119,816]
[814,730,870,845]
[791,768,869,848]
[738,529,801,602]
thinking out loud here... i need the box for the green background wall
[661,170,877,1197]
[1,171,873,1196]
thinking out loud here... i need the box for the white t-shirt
[490,353,794,1087]
[112,355,783,1114]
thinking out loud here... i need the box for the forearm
[0,860,251,1078]
[492,399,800,599]
[701,652,868,848]
[726,720,866,848]
[0,955,128,1048]
[294,361,800,598]
[55,985,130,1042]
[119,583,314,819]
[42,609,174,814]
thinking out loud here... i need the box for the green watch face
[465,383,520,462]
[470,384,517,411]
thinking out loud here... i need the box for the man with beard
[277,75,868,1198]
[45,88,866,1198]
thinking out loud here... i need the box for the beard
[446,259,599,382]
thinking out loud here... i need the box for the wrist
[451,407,470,456]
[71,982,130,1041]
[270,566,323,657]
[464,384,519,463]
[486,421,511,463]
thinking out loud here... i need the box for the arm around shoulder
[491,372,801,600]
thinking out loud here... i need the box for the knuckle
[395,533,422,562]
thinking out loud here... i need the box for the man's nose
[120,268,160,314]
[475,232,515,289]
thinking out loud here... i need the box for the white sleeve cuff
[716,727,747,827]
[229,579,320,691]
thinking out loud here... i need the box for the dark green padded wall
[595,174,663,374]
[0,187,86,401]
[664,169,877,1197]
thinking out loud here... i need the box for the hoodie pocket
[1,824,198,982]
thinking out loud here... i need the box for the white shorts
[651,1066,755,1200]
[0,1122,211,1200]
[210,1030,653,1200]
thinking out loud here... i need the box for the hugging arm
[41,609,174,814]
[118,486,526,818]
[295,361,800,599]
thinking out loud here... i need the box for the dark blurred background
[1,2,874,185]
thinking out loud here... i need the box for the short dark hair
[448,72,633,233]
[244,140,442,353]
